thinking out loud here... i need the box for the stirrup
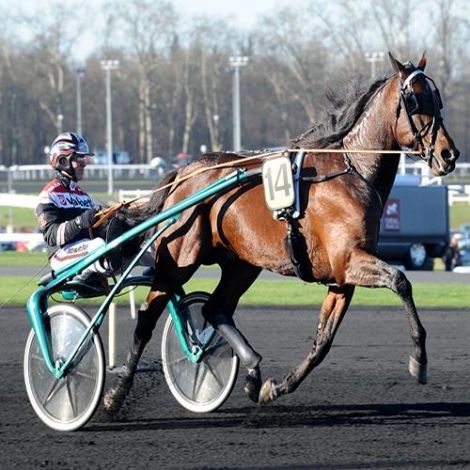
[65,272,108,297]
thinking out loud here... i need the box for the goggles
[72,155,93,166]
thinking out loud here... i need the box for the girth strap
[285,215,316,283]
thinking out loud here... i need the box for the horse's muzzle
[432,147,459,176]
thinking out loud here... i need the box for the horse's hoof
[244,368,262,403]
[259,378,278,404]
[409,355,428,384]
[103,387,124,414]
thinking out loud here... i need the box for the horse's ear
[388,52,406,80]
[417,51,427,71]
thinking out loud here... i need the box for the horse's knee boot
[122,333,147,374]
[209,314,262,369]
[134,307,160,344]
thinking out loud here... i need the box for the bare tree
[185,18,238,152]
[429,0,469,155]
[251,6,334,142]
[104,0,178,163]
[3,0,101,167]
[0,0,469,166]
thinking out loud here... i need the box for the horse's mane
[291,75,391,149]
[112,75,393,252]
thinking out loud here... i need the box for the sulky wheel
[24,304,105,432]
[162,292,239,413]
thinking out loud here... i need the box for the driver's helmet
[49,132,94,173]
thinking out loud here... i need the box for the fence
[0,163,168,192]
[3,160,470,215]
[448,185,470,205]
[1,159,470,183]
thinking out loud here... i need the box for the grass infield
[1,273,469,309]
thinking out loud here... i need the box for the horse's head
[389,51,460,176]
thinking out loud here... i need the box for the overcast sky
[17,0,306,61]
[171,0,301,28]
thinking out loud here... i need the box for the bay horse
[104,52,459,412]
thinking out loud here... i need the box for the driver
[35,132,121,283]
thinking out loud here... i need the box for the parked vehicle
[172,153,192,169]
[0,230,15,251]
[0,241,15,251]
[92,150,131,165]
[377,176,449,270]
[451,237,470,273]
[149,156,171,181]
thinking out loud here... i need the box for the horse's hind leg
[259,284,355,403]
[103,290,169,413]
[201,260,263,402]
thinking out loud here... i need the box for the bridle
[396,64,444,168]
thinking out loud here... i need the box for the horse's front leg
[259,284,354,403]
[383,263,428,384]
[387,263,428,383]
[344,255,427,384]
[103,290,168,413]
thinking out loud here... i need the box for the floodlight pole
[229,56,249,152]
[365,51,385,79]
[100,60,119,195]
[76,68,85,135]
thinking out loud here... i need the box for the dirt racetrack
[0,304,469,469]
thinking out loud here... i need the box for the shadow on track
[87,401,470,433]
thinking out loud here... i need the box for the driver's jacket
[35,172,97,258]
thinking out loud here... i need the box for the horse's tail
[109,169,177,259]
[116,169,178,229]
[143,168,179,218]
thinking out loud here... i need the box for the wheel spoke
[195,359,224,393]
[43,376,65,405]
[166,353,190,368]
[73,369,98,381]
[204,338,231,356]
[64,377,77,417]
[30,353,45,362]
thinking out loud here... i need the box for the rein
[94,147,420,227]
[94,151,281,226]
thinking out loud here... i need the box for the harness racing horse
[104,52,459,412]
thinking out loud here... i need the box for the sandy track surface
[1,304,469,469]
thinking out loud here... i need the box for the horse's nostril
[441,148,459,163]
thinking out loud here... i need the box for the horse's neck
[342,83,400,200]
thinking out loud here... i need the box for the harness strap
[282,153,384,283]
[285,215,316,283]
[396,71,443,169]
[291,151,305,218]
[401,69,424,90]
[301,154,384,212]
[399,91,425,150]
